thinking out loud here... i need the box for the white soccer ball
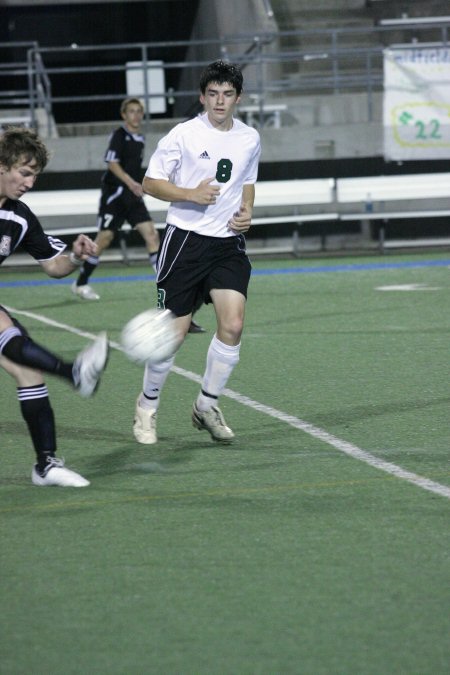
[120,309,178,365]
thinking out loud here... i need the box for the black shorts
[156,225,251,316]
[97,185,152,232]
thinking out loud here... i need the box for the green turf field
[1,252,449,674]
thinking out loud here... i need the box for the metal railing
[0,41,38,125]
[1,19,449,134]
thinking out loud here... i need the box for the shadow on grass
[315,395,450,427]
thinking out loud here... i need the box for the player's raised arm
[40,234,97,278]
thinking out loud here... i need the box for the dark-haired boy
[133,60,261,445]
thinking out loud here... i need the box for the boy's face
[122,103,144,131]
[199,81,241,129]
[0,157,39,201]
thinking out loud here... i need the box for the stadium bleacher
[16,172,450,258]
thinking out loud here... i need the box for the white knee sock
[139,355,175,411]
[196,335,240,412]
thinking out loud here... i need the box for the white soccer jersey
[146,112,261,237]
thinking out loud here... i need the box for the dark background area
[1,1,200,46]
[1,1,201,122]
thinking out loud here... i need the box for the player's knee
[219,316,243,343]
[0,326,24,359]
[136,220,159,241]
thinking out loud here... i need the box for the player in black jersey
[0,128,109,487]
[72,97,205,333]
[72,97,159,300]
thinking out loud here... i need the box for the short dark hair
[0,127,49,172]
[199,60,243,96]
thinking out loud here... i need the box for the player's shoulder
[106,126,123,146]
[159,117,198,143]
[231,117,261,149]
[233,116,260,139]
[10,198,34,220]
[111,125,125,139]
[173,116,199,133]
[0,198,42,236]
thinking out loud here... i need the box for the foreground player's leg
[0,357,89,487]
[192,334,239,443]
[20,385,89,487]
[192,289,245,442]
[22,384,90,487]
[72,332,110,397]
[0,328,109,397]
[133,355,175,444]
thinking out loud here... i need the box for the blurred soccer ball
[120,309,178,364]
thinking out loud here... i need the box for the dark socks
[76,259,98,286]
[18,385,56,472]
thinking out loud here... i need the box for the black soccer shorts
[155,225,251,316]
[97,185,152,231]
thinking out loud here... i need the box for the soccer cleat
[71,281,100,301]
[32,457,90,487]
[72,332,109,398]
[188,319,206,334]
[133,397,157,444]
[192,403,235,443]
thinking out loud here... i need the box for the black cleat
[188,320,206,334]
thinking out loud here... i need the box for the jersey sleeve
[243,132,261,185]
[104,128,124,164]
[145,126,183,182]
[22,211,67,261]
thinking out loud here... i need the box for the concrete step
[0,109,32,129]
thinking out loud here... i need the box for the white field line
[6,305,450,500]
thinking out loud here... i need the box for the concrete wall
[175,0,280,116]
[43,91,384,172]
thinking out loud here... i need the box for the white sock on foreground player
[133,334,239,444]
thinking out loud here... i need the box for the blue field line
[1,258,449,289]
[252,258,450,276]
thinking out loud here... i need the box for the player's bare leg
[135,219,159,271]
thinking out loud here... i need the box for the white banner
[383,47,450,160]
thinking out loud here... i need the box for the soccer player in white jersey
[133,60,261,445]
[0,128,109,487]
[71,97,204,333]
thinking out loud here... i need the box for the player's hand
[191,177,221,206]
[227,204,252,233]
[72,234,97,260]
